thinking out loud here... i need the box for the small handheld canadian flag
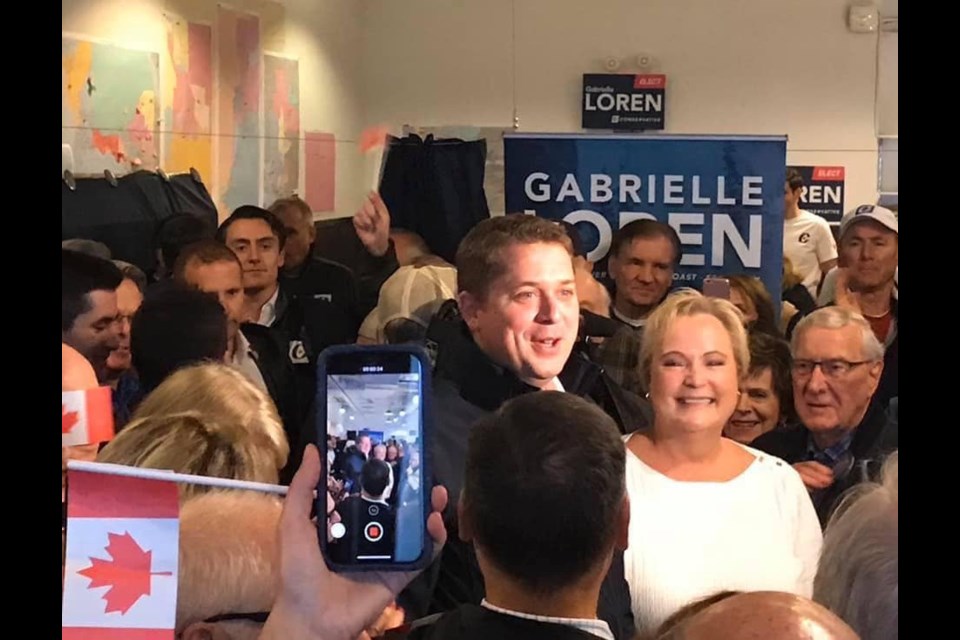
[62,468,180,639]
[62,387,115,447]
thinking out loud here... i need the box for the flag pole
[67,460,292,496]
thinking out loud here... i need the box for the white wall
[62,0,366,219]
[361,0,885,208]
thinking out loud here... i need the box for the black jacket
[241,323,308,484]
[387,605,602,640]
[751,399,898,525]
[310,222,401,318]
[397,313,648,639]
[279,256,363,347]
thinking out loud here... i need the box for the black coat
[387,605,603,640]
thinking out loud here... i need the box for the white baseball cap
[839,204,898,240]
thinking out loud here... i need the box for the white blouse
[622,438,822,633]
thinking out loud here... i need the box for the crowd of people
[61,170,898,639]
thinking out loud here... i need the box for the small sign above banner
[582,74,666,131]
[790,165,846,225]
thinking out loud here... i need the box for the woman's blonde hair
[133,362,288,463]
[98,363,289,498]
[638,290,750,390]
[98,412,282,498]
[782,255,803,290]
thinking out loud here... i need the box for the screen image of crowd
[326,431,424,563]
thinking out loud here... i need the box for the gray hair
[791,306,884,362]
[814,451,898,640]
[62,238,112,261]
[112,260,148,292]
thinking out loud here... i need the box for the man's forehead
[623,235,675,257]
[843,219,897,241]
[226,219,277,241]
[795,325,863,355]
[85,289,118,312]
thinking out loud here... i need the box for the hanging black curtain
[378,134,490,264]
[62,169,218,275]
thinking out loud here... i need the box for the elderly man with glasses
[752,306,899,525]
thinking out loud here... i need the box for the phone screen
[319,346,430,570]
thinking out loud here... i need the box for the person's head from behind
[814,451,898,640]
[639,291,749,435]
[790,307,883,440]
[727,275,780,337]
[663,591,858,640]
[456,215,578,389]
[176,491,281,640]
[61,238,112,260]
[174,240,247,347]
[459,392,628,598]
[127,361,288,479]
[724,332,793,444]
[359,263,458,345]
[97,412,283,499]
[838,204,898,294]
[155,213,216,279]
[131,282,228,394]
[105,261,147,379]
[217,206,286,292]
[785,168,804,212]
[360,458,393,501]
[268,196,314,271]
[62,249,123,382]
[607,219,680,316]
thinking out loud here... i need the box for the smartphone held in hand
[702,276,732,300]
[317,344,433,572]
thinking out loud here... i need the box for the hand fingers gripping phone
[317,344,433,572]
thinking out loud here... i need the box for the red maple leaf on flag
[78,531,172,614]
[62,405,79,435]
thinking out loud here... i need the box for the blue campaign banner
[503,133,786,301]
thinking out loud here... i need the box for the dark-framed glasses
[792,359,873,379]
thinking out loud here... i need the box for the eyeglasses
[792,359,873,379]
[204,611,270,624]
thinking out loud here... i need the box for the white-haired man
[752,307,898,525]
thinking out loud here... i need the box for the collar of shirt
[546,376,565,392]
[480,600,614,640]
[805,429,855,467]
[257,287,280,326]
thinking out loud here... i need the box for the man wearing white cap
[832,204,898,408]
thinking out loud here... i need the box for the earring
[645,392,650,399]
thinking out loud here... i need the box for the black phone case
[315,343,434,573]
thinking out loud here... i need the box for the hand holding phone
[260,443,448,640]
[317,344,433,572]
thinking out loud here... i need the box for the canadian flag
[62,387,115,447]
[62,469,180,640]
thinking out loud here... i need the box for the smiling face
[793,325,882,436]
[649,313,741,434]
[459,242,579,389]
[724,367,781,444]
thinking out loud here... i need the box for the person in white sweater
[623,291,822,633]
